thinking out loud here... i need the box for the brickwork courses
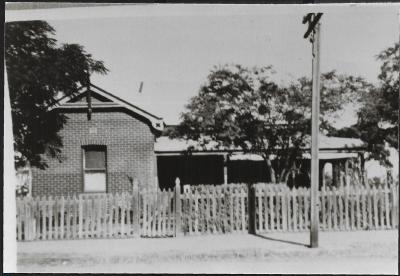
[32,109,158,196]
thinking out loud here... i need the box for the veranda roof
[155,135,365,154]
[228,152,359,161]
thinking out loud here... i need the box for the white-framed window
[83,145,107,193]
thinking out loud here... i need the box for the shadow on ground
[252,233,309,247]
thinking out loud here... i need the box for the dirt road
[17,230,398,274]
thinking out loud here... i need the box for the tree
[5,21,108,169]
[172,64,365,183]
[331,43,399,167]
[376,42,399,139]
[358,43,399,166]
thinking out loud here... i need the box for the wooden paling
[275,187,281,231]
[15,182,399,241]
[264,187,269,232]
[338,188,343,230]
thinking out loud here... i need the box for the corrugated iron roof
[229,152,360,161]
[155,135,365,153]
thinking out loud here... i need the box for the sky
[5,4,400,178]
[6,4,400,125]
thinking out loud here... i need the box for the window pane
[85,149,105,169]
[84,172,106,192]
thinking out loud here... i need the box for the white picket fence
[16,181,399,241]
[253,184,399,233]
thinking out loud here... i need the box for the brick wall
[31,109,158,196]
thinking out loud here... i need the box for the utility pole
[303,12,323,248]
[398,10,400,156]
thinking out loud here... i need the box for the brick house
[31,84,164,196]
[25,83,366,196]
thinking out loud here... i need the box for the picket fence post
[344,185,349,230]
[229,186,234,233]
[205,187,211,234]
[372,186,379,229]
[247,183,256,234]
[269,187,275,231]
[384,186,390,228]
[275,187,281,231]
[281,186,288,231]
[194,187,199,234]
[211,186,217,234]
[264,187,269,232]
[392,185,399,228]
[132,179,140,238]
[367,185,373,229]
[174,178,182,237]
[78,196,83,239]
[379,186,385,230]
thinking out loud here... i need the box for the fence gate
[16,181,399,241]
[140,189,175,237]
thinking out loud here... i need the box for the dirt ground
[17,230,398,274]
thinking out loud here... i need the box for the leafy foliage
[172,64,364,183]
[5,21,108,169]
[332,43,399,167]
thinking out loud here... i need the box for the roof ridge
[48,83,164,131]
[89,83,162,120]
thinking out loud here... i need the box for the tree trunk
[279,168,291,184]
[279,161,297,185]
[265,158,276,183]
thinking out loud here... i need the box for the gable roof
[48,84,164,131]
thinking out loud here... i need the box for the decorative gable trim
[48,84,164,131]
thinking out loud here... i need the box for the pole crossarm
[303,13,323,39]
